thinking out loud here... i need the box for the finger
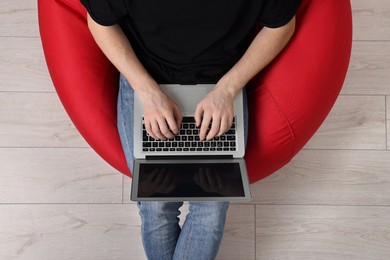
[173,105,183,131]
[156,118,173,140]
[206,115,221,140]
[145,120,158,140]
[199,113,212,140]
[150,120,165,140]
[166,113,179,136]
[194,104,203,128]
[217,115,230,136]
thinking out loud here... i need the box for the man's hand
[142,88,182,140]
[194,83,236,140]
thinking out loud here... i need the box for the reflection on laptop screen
[137,163,245,198]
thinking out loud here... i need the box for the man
[81,1,301,259]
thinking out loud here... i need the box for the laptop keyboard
[142,116,236,152]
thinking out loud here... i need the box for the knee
[188,201,230,223]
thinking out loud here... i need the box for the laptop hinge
[145,155,233,160]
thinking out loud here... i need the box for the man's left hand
[194,83,236,140]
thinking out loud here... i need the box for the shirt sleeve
[80,0,128,26]
[258,0,302,28]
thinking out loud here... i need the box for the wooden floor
[1,0,390,259]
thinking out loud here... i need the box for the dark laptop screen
[137,162,245,198]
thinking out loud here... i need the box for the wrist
[127,75,162,101]
[216,72,246,99]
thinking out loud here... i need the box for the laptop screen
[136,162,245,198]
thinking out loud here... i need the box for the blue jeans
[117,74,249,260]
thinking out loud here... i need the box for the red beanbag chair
[38,0,352,184]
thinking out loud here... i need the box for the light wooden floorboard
[0,92,88,147]
[0,0,38,38]
[0,38,52,92]
[251,150,390,206]
[342,41,390,95]
[0,148,122,203]
[304,95,386,150]
[387,96,389,150]
[351,0,390,41]
[0,204,145,260]
[217,205,255,260]
[256,205,390,260]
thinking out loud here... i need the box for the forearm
[86,14,160,100]
[219,16,296,97]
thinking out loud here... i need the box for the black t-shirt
[81,0,301,84]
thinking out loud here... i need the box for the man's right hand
[141,88,182,140]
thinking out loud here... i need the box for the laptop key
[226,129,235,135]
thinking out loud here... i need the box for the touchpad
[159,85,210,113]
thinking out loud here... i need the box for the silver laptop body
[132,84,251,201]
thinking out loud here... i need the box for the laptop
[131,84,252,202]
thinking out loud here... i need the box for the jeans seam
[182,215,194,259]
